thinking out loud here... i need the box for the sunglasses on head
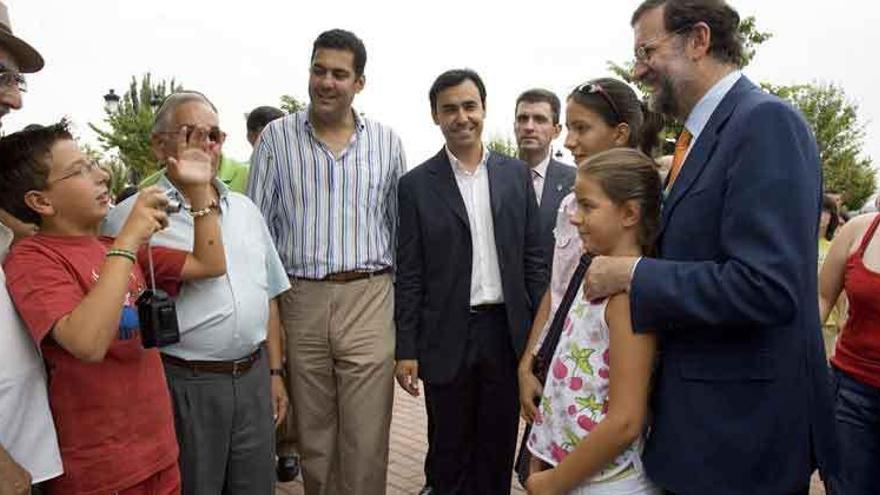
[574,82,622,124]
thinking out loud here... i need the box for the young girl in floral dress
[526,148,662,495]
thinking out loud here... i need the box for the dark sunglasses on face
[160,125,226,144]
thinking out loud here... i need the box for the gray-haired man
[103,91,290,495]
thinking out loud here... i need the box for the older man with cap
[103,90,290,495]
[0,3,63,495]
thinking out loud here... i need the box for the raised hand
[165,125,214,188]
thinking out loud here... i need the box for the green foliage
[487,135,517,158]
[280,95,306,114]
[89,73,182,183]
[738,16,773,67]
[765,82,876,210]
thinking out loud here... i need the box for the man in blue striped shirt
[247,29,406,495]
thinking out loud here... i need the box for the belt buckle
[232,359,244,377]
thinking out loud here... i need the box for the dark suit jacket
[537,159,576,267]
[630,77,837,494]
[395,149,548,385]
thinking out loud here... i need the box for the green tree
[487,135,517,158]
[280,95,306,114]
[765,82,876,210]
[89,74,182,183]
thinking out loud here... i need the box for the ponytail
[638,101,665,156]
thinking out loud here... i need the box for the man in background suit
[394,69,547,495]
[514,88,576,265]
[585,1,837,494]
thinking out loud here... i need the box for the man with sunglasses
[103,91,290,495]
[139,125,251,194]
[0,2,64,494]
[584,1,837,494]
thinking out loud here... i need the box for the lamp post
[150,94,162,112]
[103,89,120,113]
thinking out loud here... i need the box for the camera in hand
[136,288,181,348]
[164,190,182,214]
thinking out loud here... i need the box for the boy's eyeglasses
[158,125,226,144]
[50,160,100,184]
[0,69,26,93]
[574,82,622,124]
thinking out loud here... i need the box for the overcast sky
[5,0,879,175]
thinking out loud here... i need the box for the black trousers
[424,307,520,495]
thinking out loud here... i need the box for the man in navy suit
[514,88,576,266]
[394,69,547,495]
[585,1,837,494]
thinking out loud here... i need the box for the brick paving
[277,385,826,494]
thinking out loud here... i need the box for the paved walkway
[277,385,826,494]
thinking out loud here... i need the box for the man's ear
[150,133,167,166]
[688,21,712,60]
[23,190,54,218]
[354,74,366,94]
[552,123,562,140]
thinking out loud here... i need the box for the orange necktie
[666,128,692,189]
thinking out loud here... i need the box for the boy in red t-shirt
[0,121,226,495]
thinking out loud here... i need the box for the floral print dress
[526,289,644,484]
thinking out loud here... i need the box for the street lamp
[103,89,120,113]
[150,94,163,112]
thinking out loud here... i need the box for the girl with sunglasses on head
[517,78,663,495]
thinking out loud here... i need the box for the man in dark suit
[394,69,547,495]
[585,1,837,494]
[514,88,576,266]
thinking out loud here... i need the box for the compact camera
[136,288,181,348]
[164,190,182,214]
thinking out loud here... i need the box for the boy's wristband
[106,248,137,263]
[269,368,284,377]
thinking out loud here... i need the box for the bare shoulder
[841,212,879,254]
[604,293,631,330]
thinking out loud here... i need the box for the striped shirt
[247,109,406,279]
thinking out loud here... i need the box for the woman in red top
[819,212,880,494]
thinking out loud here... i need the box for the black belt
[469,303,505,314]
[162,347,261,376]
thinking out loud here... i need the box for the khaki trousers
[280,274,394,495]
